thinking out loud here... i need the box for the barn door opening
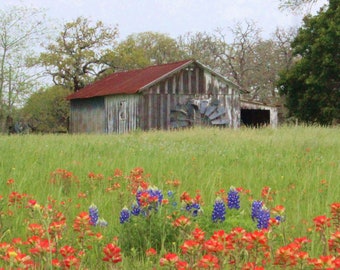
[241,109,270,127]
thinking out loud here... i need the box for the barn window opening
[241,109,270,127]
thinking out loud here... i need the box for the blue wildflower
[167,190,174,198]
[251,200,263,221]
[191,203,201,217]
[89,203,99,226]
[257,207,270,229]
[131,202,141,216]
[212,197,226,223]
[119,207,130,224]
[227,187,240,209]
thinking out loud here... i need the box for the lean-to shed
[67,59,241,133]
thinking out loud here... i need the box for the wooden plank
[209,106,226,120]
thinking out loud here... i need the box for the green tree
[37,17,119,92]
[0,5,45,132]
[22,86,72,133]
[278,0,339,124]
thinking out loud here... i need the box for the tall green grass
[0,126,339,266]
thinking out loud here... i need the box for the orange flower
[180,239,200,254]
[159,253,179,267]
[172,216,191,227]
[146,247,157,257]
[102,243,122,264]
[313,215,331,231]
[197,254,220,269]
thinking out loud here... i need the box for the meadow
[0,126,339,269]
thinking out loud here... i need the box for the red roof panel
[67,59,193,100]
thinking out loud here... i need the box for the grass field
[0,126,339,269]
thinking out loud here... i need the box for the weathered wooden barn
[67,59,241,133]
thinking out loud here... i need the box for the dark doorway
[241,109,270,127]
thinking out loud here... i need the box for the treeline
[0,0,338,133]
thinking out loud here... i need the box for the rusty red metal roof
[67,59,193,100]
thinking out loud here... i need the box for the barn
[67,59,242,133]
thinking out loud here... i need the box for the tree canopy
[278,0,339,124]
[37,17,119,92]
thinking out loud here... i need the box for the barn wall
[140,64,240,130]
[105,95,141,134]
[69,97,105,133]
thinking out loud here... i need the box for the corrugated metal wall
[105,95,141,134]
[69,98,105,133]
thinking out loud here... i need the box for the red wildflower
[192,227,205,243]
[159,253,179,267]
[313,215,331,231]
[63,255,81,268]
[271,205,285,215]
[146,247,157,257]
[173,216,191,227]
[242,262,265,270]
[203,239,224,253]
[113,168,123,177]
[59,245,76,257]
[180,239,201,255]
[197,254,220,269]
[308,255,340,269]
[176,260,190,270]
[102,243,122,264]
[180,192,192,204]
[6,178,15,185]
[29,238,56,255]
[73,212,91,237]
[27,223,45,236]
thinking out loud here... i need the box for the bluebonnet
[251,200,263,221]
[89,203,99,226]
[119,207,131,224]
[131,202,141,216]
[257,207,270,229]
[212,197,226,223]
[227,187,240,209]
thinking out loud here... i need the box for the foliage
[21,85,72,133]
[0,5,46,131]
[104,31,184,72]
[278,1,339,125]
[36,17,119,92]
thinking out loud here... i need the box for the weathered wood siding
[140,63,240,130]
[69,97,105,133]
[105,95,141,134]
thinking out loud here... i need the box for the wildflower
[180,239,200,255]
[173,216,191,227]
[89,203,99,226]
[192,227,205,243]
[73,212,91,234]
[131,203,141,216]
[251,200,263,221]
[257,207,270,229]
[313,215,331,231]
[159,253,179,267]
[197,254,220,269]
[212,197,226,223]
[102,243,122,264]
[146,247,157,257]
[119,207,130,224]
[59,245,76,257]
[228,187,240,209]
[176,260,190,270]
